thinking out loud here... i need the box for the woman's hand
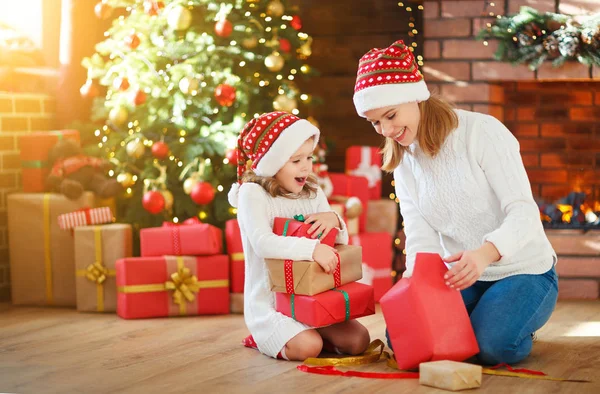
[312,243,338,274]
[305,212,341,240]
[443,242,501,290]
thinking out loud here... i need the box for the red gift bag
[273,216,338,247]
[380,253,479,370]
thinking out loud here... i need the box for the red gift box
[350,232,393,302]
[140,220,223,257]
[273,217,338,247]
[380,253,479,370]
[275,282,375,327]
[116,255,230,319]
[19,130,80,193]
[58,206,114,230]
[329,173,369,233]
[345,146,382,200]
[225,219,244,293]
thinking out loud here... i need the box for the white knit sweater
[395,109,556,281]
[237,183,349,358]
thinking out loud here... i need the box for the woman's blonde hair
[241,170,319,199]
[381,94,458,172]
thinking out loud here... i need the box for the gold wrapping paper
[266,244,363,296]
[7,192,96,306]
[366,199,399,236]
[74,224,132,312]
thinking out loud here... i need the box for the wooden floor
[1,301,599,394]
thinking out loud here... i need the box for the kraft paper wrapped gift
[19,130,80,192]
[366,199,399,236]
[380,253,479,370]
[345,146,382,200]
[74,224,132,313]
[266,244,362,296]
[116,255,230,319]
[419,361,482,391]
[273,216,338,248]
[330,203,359,236]
[140,221,223,257]
[225,219,245,293]
[7,192,95,306]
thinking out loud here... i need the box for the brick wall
[0,92,57,301]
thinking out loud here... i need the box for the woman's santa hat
[227,111,320,207]
[353,39,430,118]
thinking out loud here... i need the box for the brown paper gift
[266,244,363,296]
[331,203,359,236]
[7,192,96,306]
[230,293,244,314]
[74,224,132,312]
[366,199,399,236]
[419,360,482,391]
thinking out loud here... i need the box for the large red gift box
[350,232,393,302]
[345,146,382,200]
[275,282,375,327]
[273,217,338,247]
[380,253,479,370]
[225,219,244,293]
[329,173,369,233]
[140,221,223,257]
[116,255,230,319]
[19,130,80,193]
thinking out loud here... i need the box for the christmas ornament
[242,36,258,49]
[142,191,165,214]
[265,52,285,72]
[113,77,130,91]
[94,1,113,19]
[179,76,199,94]
[516,30,535,47]
[345,197,363,219]
[183,177,198,195]
[161,189,174,210]
[279,38,291,53]
[267,0,285,17]
[125,33,141,50]
[543,34,560,58]
[215,19,233,37]
[190,182,215,205]
[225,148,237,165]
[167,5,192,30]
[151,141,169,159]
[557,29,581,58]
[117,172,135,188]
[291,15,302,30]
[80,80,99,98]
[126,139,145,158]
[109,106,128,126]
[214,84,236,106]
[133,89,147,106]
[581,27,600,49]
[144,0,164,16]
[273,94,297,112]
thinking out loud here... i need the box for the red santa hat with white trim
[227,111,320,207]
[353,39,430,118]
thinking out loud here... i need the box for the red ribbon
[284,260,294,294]
[488,363,547,376]
[297,365,419,380]
[333,251,341,288]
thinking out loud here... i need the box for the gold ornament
[126,139,145,158]
[167,5,192,30]
[273,94,297,112]
[266,0,284,17]
[265,52,285,72]
[109,106,128,126]
[161,189,174,210]
[183,177,198,194]
[179,76,199,95]
[242,36,258,49]
[116,172,135,188]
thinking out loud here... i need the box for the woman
[353,40,558,365]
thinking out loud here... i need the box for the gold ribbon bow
[85,261,109,284]
[164,266,201,306]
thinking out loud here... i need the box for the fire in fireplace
[538,192,600,229]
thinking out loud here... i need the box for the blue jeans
[385,267,558,365]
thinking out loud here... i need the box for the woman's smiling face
[364,102,420,146]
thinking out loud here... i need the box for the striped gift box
[58,207,114,230]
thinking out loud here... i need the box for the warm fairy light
[391,180,395,187]
[177,161,183,167]
[179,137,185,143]
[205,158,211,164]
[239,61,246,67]
[199,211,208,220]
[94,129,101,136]
[173,217,179,223]
[108,170,114,177]
[223,158,229,164]
[394,238,400,245]
[389,193,395,199]
[292,109,299,115]
[217,185,224,192]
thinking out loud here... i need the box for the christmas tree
[81,0,317,231]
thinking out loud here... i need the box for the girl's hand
[312,243,338,274]
[443,243,500,291]
[305,212,341,240]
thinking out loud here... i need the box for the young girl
[352,40,558,365]
[228,111,371,361]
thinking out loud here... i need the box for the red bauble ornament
[215,19,233,37]
[80,80,99,98]
[214,84,236,107]
[113,77,130,91]
[133,90,147,105]
[125,33,141,49]
[225,148,237,165]
[151,141,169,159]
[291,15,302,30]
[190,182,215,205]
[279,38,291,53]
[142,191,165,214]
[144,0,164,16]
[94,1,113,19]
